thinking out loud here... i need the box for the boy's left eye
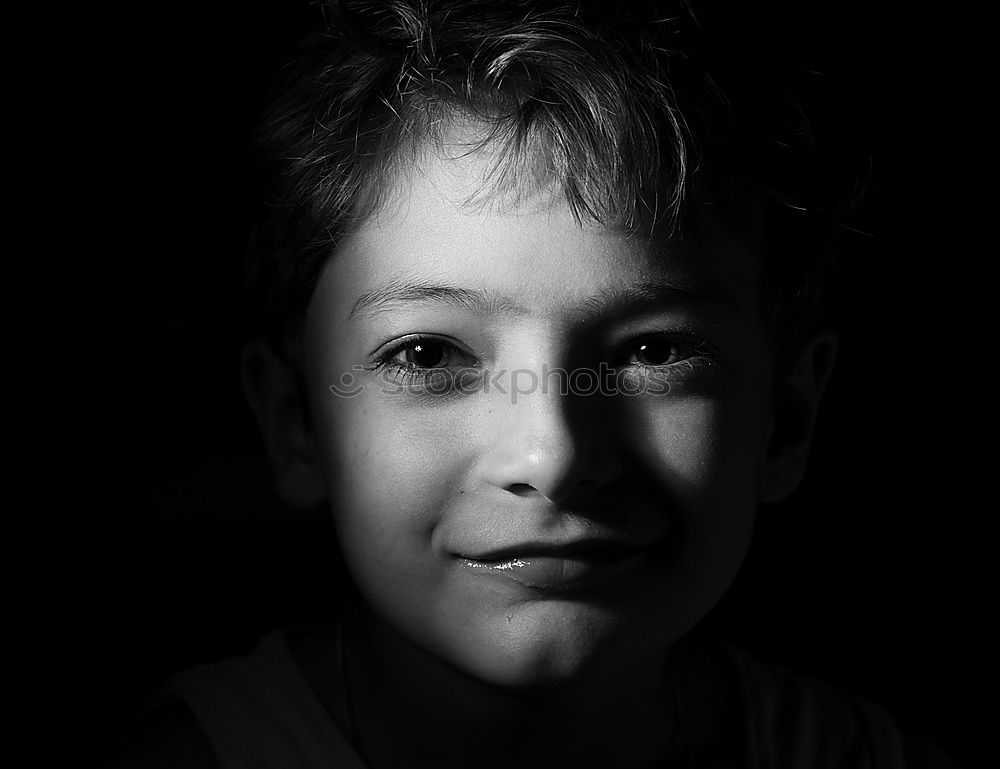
[625,337,685,366]
[614,334,714,369]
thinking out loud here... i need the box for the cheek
[627,389,768,577]
[631,391,767,496]
[313,391,474,566]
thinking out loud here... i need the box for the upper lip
[459,538,647,562]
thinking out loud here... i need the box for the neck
[344,604,682,769]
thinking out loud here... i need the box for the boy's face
[302,136,775,687]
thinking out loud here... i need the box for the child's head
[243,0,839,690]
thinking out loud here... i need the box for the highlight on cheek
[358,329,724,399]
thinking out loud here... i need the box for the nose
[482,387,621,503]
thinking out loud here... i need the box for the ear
[759,330,838,503]
[241,338,327,510]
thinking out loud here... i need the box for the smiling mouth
[457,544,653,590]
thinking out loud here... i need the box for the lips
[457,539,654,590]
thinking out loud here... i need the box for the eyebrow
[577,281,740,319]
[346,278,737,323]
[347,280,529,321]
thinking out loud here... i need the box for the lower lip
[458,550,649,590]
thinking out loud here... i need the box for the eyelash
[613,334,719,370]
[366,333,720,393]
[366,335,480,389]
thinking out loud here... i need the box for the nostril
[506,483,541,497]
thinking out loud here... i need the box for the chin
[441,598,649,691]
[456,644,596,692]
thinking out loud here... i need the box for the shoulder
[103,628,364,769]
[717,645,966,769]
[102,694,220,769]
[901,731,967,769]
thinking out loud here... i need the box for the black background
[8,1,993,766]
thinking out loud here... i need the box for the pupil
[409,341,446,368]
[637,339,675,365]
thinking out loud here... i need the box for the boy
[109,1,962,766]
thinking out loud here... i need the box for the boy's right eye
[373,335,478,370]
[394,339,461,368]
[367,335,482,394]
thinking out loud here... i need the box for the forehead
[310,133,761,325]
